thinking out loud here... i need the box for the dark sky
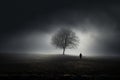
[1,0,120,56]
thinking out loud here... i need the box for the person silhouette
[79,53,82,59]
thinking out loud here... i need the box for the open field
[0,53,120,80]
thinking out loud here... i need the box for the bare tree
[52,28,79,55]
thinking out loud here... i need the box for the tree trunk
[63,48,65,55]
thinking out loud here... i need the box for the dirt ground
[0,54,120,80]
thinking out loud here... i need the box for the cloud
[0,1,120,55]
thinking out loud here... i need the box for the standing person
[79,53,82,59]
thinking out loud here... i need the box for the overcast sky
[1,0,120,56]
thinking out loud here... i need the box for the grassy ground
[0,54,120,79]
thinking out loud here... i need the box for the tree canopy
[52,28,79,55]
